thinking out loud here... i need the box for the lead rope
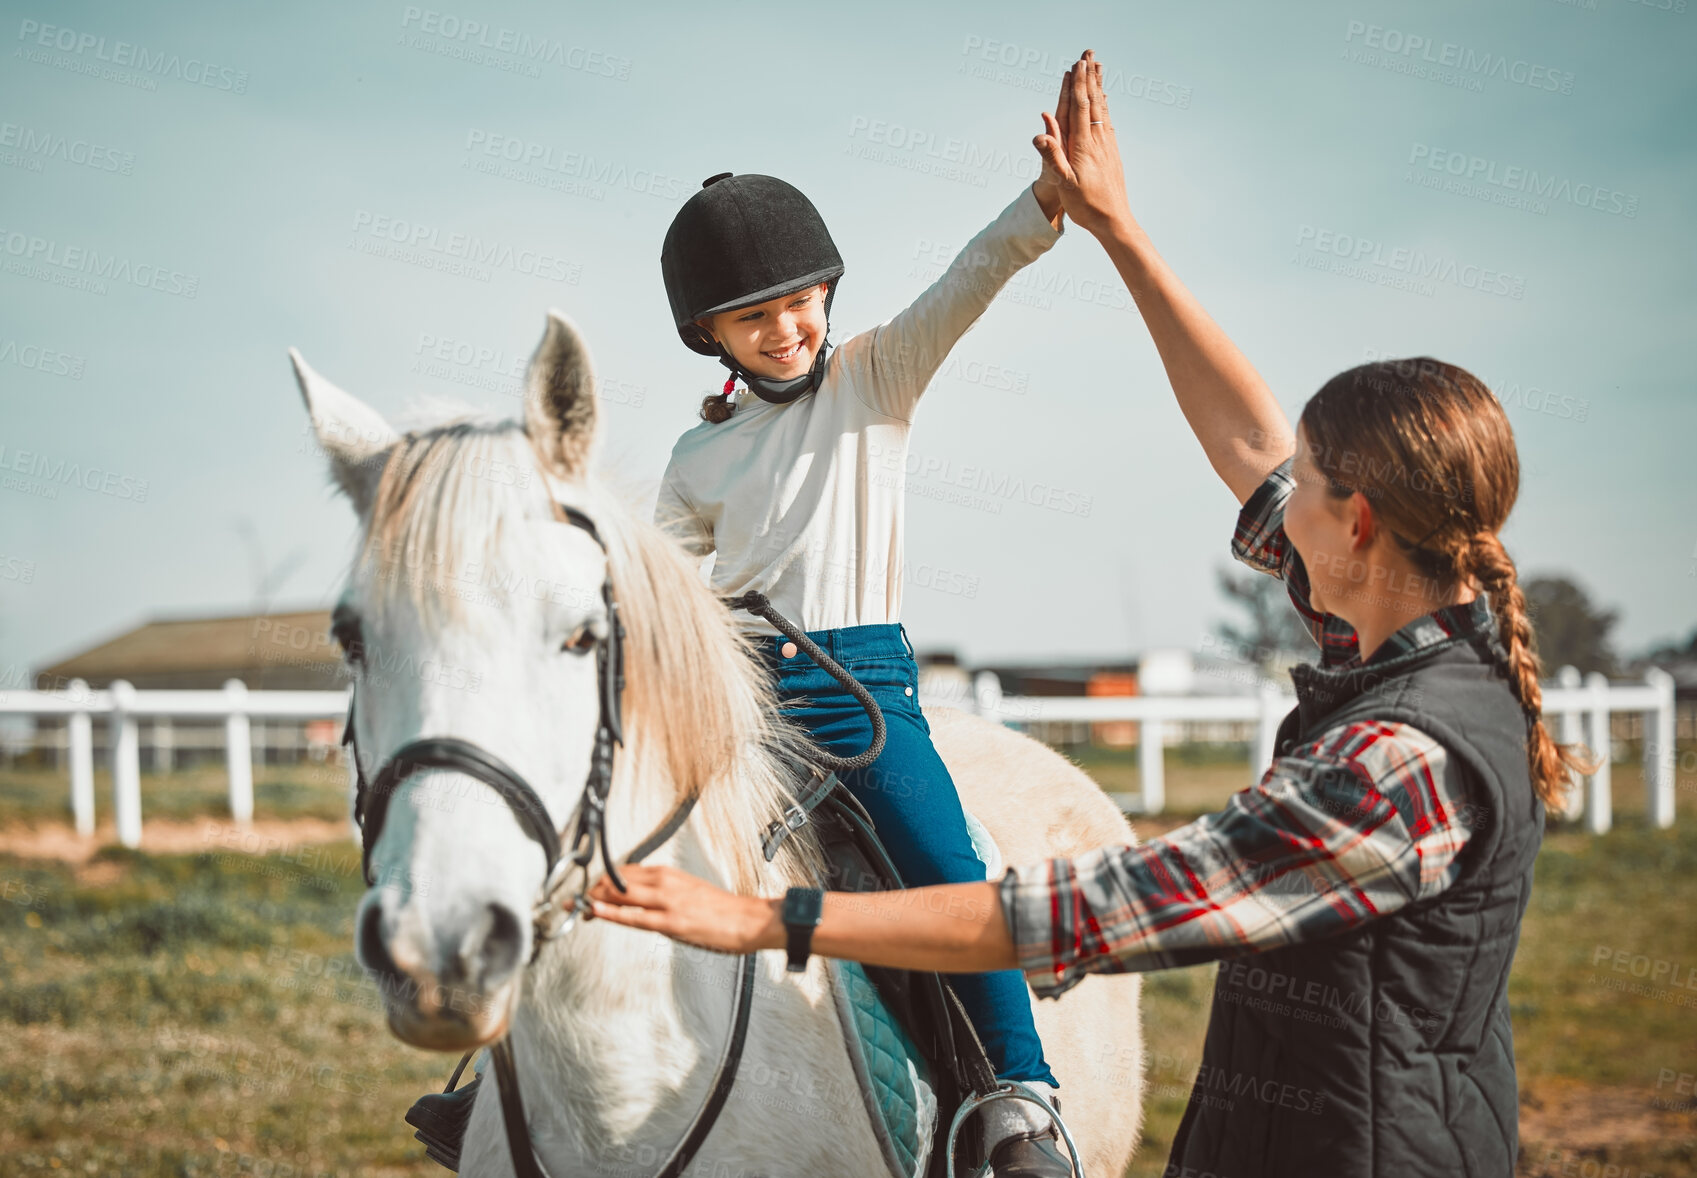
[722,591,886,772]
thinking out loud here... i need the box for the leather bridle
[340,500,743,1178]
[343,504,668,932]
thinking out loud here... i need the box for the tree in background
[1523,575,1619,676]
[1214,568,1624,681]
[1213,565,1314,674]
[1644,627,1697,665]
[1213,567,1623,680]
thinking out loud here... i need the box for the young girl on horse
[603,51,1589,1178]
[651,154,1077,1173]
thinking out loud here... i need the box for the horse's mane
[354,415,822,895]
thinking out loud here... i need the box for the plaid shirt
[1000,459,1487,999]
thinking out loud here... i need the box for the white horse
[290,311,1144,1176]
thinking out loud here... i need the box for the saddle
[764,766,1002,1178]
[404,765,1001,1177]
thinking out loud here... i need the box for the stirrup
[945,1081,1085,1178]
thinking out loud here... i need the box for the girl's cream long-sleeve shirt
[654,186,1062,637]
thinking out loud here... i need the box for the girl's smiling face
[700,283,829,382]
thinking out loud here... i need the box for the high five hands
[1034,50,1134,238]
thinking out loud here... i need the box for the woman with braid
[594,51,1589,1178]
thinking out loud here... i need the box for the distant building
[918,646,1266,749]
[24,609,344,770]
[36,608,343,692]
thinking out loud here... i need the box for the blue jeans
[754,622,1056,1086]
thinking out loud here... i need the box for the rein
[341,499,738,1178]
[721,590,886,772]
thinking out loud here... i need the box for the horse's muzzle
[357,891,527,1050]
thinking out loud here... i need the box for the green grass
[0,760,351,828]
[3,747,1694,1175]
[1065,743,1263,816]
[0,844,443,1175]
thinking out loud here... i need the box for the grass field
[0,759,351,830]
[2,748,1694,1176]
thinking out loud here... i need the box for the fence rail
[0,666,1678,847]
[0,679,348,847]
[948,666,1677,833]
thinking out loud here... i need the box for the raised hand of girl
[1033,50,1133,237]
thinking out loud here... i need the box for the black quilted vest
[1166,626,1544,1178]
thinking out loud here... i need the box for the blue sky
[2,0,1693,678]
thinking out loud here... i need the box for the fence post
[1555,666,1585,822]
[973,671,1003,720]
[224,679,254,826]
[1139,710,1165,816]
[154,717,175,774]
[110,679,141,849]
[1254,682,1284,787]
[1645,667,1676,830]
[1583,671,1612,836]
[68,678,94,837]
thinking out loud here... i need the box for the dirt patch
[0,817,355,866]
[1519,1074,1696,1166]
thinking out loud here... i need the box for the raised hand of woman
[1032,50,1134,237]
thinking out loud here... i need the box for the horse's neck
[512,820,748,1145]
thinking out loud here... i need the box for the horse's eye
[561,624,598,655]
[331,614,365,665]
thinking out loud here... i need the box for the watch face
[783,887,823,926]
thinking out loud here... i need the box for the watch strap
[782,886,823,973]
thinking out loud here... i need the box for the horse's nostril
[464,901,525,990]
[358,901,404,987]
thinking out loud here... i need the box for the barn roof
[36,609,346,691]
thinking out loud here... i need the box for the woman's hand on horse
[1033,50,1134,238]
[589,865,780,954]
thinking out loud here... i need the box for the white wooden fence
[0,679,348,848]
[0,667,1678,847]
[937,666,1678,835]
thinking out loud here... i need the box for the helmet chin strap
[718,336,831,404]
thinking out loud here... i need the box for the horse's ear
[524,309,598,478]
[289,347,399,515]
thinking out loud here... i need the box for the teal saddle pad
[828,803,999,1178]
[830,958,937,1178]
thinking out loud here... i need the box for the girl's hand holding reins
[588,864,782,955]
[1033,50,1134,238]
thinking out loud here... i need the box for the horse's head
[291,311,616,1050]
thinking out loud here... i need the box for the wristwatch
[781,886,824,973]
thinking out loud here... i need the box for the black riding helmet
[661,172,844,404]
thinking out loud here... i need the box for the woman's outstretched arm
[589,867,1017,973]
[591,703,1475,999]
[1034,51,1293,504]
